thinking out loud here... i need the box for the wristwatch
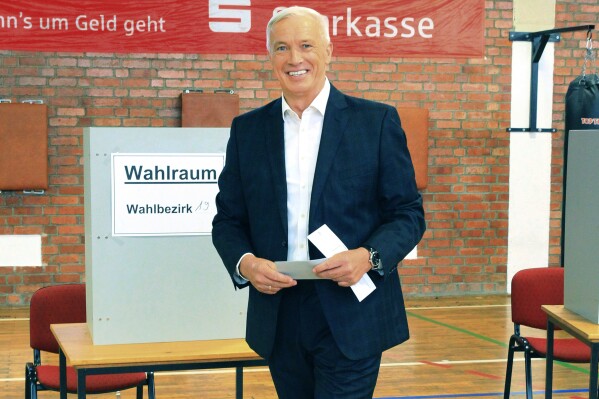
[362,245,382,271]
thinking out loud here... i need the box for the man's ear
[326,42,333,64]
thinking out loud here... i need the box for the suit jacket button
[281,241,287,247]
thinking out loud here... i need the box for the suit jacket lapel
[265,99,288,235]
[310,86,351,224]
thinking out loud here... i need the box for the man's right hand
[240,254,297,295]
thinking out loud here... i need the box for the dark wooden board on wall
[0,103,48,191]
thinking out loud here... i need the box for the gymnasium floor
[0,295,593,398]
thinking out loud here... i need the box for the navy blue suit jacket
[212,84,425,360]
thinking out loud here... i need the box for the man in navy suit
[212,6,425,398]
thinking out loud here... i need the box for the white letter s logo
[209,0,251,33]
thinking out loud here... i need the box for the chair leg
[504,336,516,399]
[147,372,156,399]
[592,344,599,399]
[137,385,143,399]
[524,350,533,399]
[25,365,31,399]
[25,363,38,399]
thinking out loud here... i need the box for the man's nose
[288,47,303,64]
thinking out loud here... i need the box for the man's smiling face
[268,13,332,109]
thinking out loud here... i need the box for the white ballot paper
[276,258,325,280]
[307,224,376,302]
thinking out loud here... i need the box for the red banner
[0,1,484,57]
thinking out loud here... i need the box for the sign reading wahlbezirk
[111,153,225,237]
[0,0,484,57]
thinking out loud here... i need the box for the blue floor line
[376,388,588,399]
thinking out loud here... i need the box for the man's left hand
[312,248,371,287]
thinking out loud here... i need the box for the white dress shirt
[282,79,330,261]
[235,80,331,280]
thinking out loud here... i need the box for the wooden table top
[542,305,599,343]
[50,323,263,369]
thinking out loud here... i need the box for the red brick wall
[0,1,593,305]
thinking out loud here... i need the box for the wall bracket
[507,25,595,132]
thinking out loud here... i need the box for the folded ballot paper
[275,258,325,280]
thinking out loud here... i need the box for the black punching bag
[565,74,599,134]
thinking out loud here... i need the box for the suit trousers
[268,281,382,399]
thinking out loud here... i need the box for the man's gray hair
[266,6,330,53]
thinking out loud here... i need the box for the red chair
[504,267,590,399]
[25,284,155,399]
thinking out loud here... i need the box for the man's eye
[275,45,287,52]
[302,44,312,49]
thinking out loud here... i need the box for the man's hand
[312,248,371,287]
[239,254,297,294]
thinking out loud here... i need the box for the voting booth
[84,127,247,345]
[563,129,599,323]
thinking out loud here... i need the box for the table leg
[546,320,555,399]
[590,343,599,399]
[77,369,86,399]
[236,366,243,399]
[59,348,67,399]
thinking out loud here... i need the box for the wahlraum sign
[111,153,225,236]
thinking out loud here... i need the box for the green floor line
[406,310,590,374]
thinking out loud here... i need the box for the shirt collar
[282,78,331,118]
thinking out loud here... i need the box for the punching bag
[565,31,599,134]
[565,73,599,133]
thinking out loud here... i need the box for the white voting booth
[84,127,247,345]
[563,129,599,323]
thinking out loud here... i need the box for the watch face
[373,259,381,270]
[370,249,381,269]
